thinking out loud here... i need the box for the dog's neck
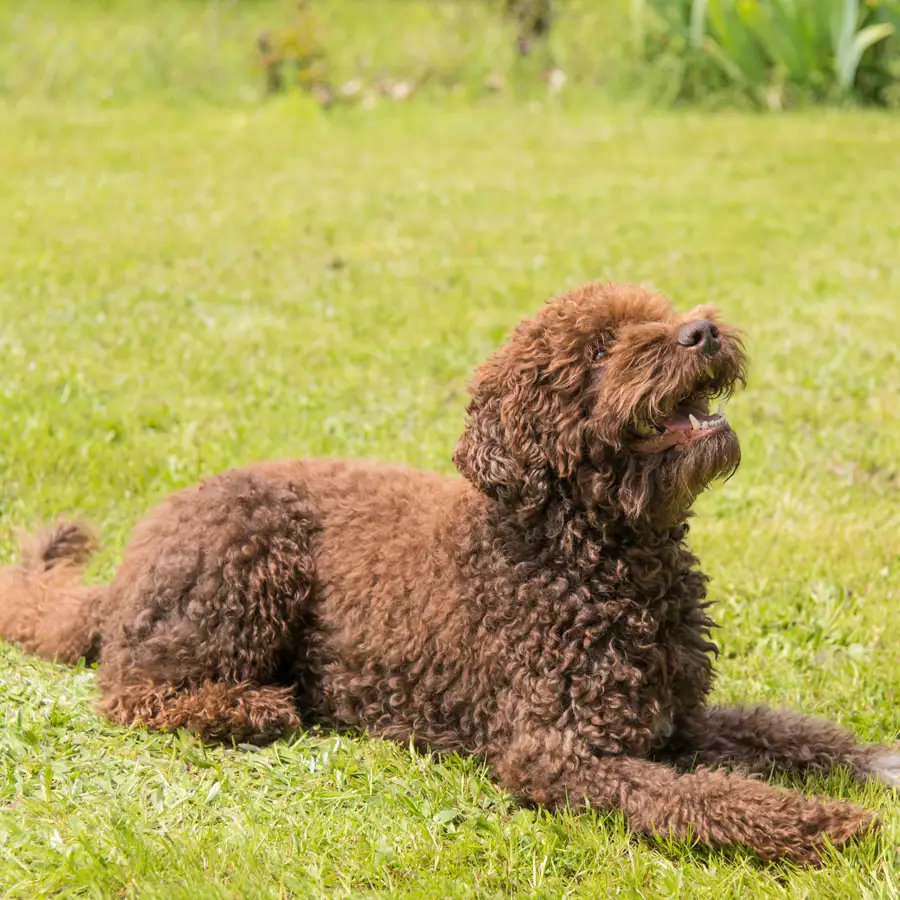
[483,487,693,577]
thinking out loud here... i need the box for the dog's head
[454,282,747,523]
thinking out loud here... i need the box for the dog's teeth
[688,414,700,431]
[716,403,723,416]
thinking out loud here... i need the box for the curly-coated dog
[2,282,897,864]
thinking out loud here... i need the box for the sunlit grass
[0,2,898,897]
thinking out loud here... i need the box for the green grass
[1,2,900,898]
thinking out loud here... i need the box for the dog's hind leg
[491,727,875,864]
[662,705,900,788]
[100,680,300,742]
[96,469,318,742]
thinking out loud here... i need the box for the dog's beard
[666,427,741,497]
[576,427,741,525]
[622,429,741,522]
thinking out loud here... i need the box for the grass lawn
[1,2,899,898]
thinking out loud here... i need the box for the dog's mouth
[631,395,732,453]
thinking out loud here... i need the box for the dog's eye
[593,334,615,362]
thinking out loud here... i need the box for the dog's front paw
[778,801,877,866]
[864,749,900,790]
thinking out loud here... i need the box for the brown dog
[1,281,897,864]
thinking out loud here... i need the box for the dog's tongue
[665,407,718,433]
[635,405,729,452]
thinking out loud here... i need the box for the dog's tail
[0,522,107,664]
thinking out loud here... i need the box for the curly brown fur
[1,282,894,865]
[0,522,105,663]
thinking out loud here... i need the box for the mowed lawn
[2,19,900,900]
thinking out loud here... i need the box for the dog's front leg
[488,727,874,863]
[663,705,900,787]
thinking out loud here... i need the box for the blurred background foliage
[632,0,900,108]
[1,0,898,110]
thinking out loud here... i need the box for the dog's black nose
[677,320,720,356]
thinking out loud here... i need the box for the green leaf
[432,807,460,825]
[630,0,647,52]
[705,0,770,86]
[836,22,895,88]
[690,0,709,48]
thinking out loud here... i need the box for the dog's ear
[453,390,548,513]
[453,342,586,514]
